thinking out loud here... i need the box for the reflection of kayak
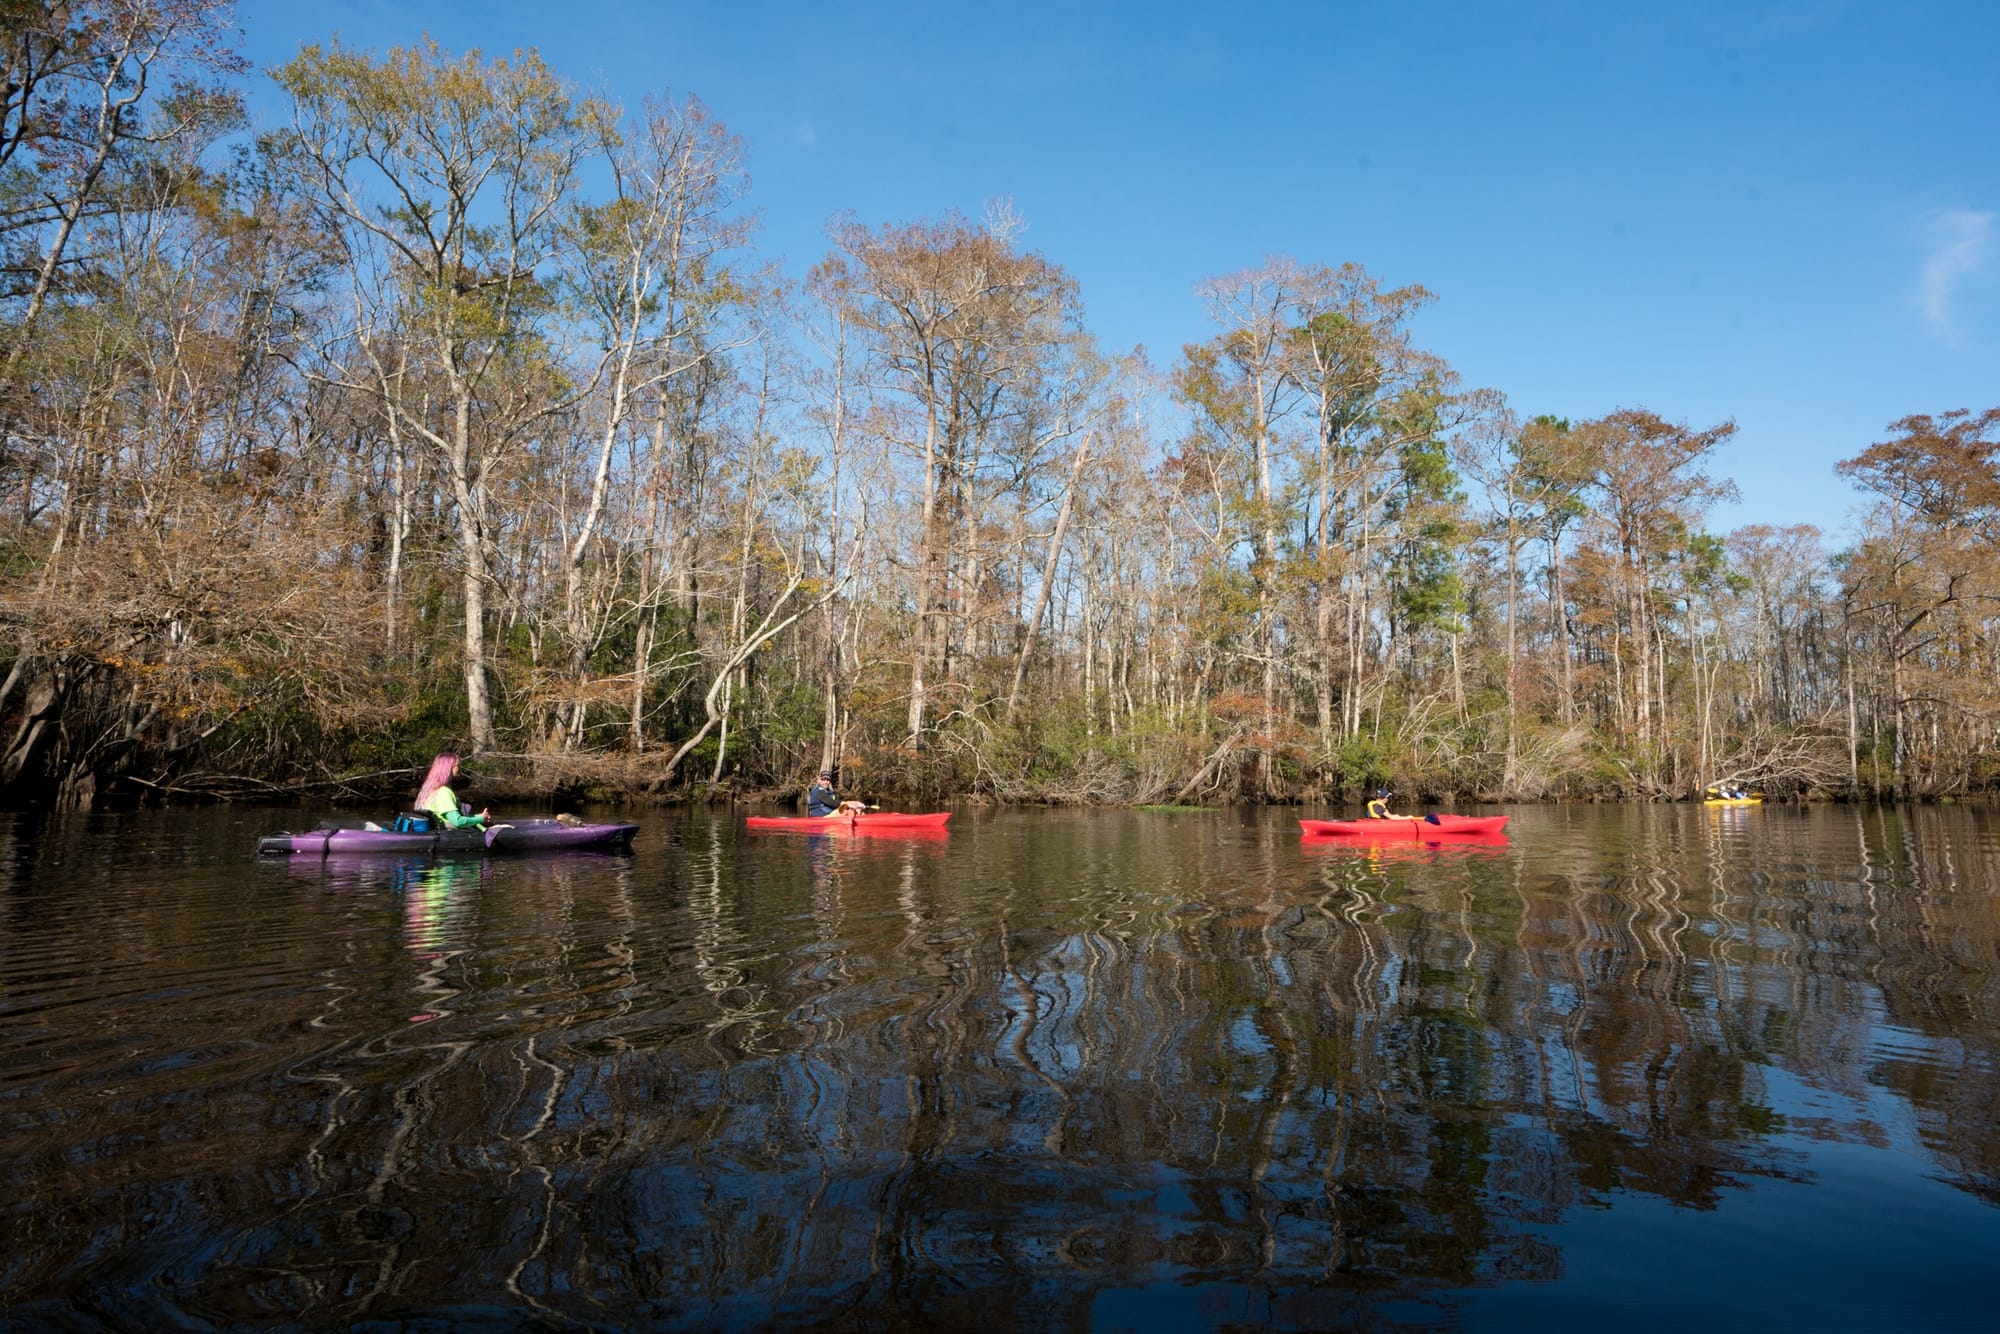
[765,824,952,844]
[1301,831,1509,856]
[1298,814,1509,838]
[1703,796,1763,807]
[258,818,639,857]
[275,851,631,884]
[745,812,951,832]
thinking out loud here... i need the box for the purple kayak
[258,817,638,857]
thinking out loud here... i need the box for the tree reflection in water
[0,805,1993,1327]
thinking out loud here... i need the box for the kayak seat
[393,812,433,832]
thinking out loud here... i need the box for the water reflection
[0,805,1994,1327]
[388,860,479,1022]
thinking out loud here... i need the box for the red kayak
[746,812,951,831]
[1299,814,1509,838]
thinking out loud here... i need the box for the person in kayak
[1365,787,1404,820]
[415,752,490,829]
[806,769,867,818]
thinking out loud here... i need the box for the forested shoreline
[2,5,1995,812]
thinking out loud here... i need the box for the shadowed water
[1,803,1996,1329]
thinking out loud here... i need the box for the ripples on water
[1,804,1996,1329]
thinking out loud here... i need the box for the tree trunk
[1006,431,1093,723]
[447,394,496,752]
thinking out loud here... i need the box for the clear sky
[238,1,1997,539]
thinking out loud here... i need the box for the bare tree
[273,38,606,751]
[816,209,1080,744]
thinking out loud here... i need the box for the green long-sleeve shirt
[422,785,485,829]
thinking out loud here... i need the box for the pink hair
[415,752,459,807]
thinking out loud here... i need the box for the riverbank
[108,748,1988,815]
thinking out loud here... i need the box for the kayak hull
[1703,797,1763,806]
[259,818,638,857]
[745,812,951,831]
[1299,814,1510,838]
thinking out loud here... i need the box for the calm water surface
[1,803,1996,1330]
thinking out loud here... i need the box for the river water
[1,802,1995,1330]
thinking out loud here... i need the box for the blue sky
[239,1,1997,538]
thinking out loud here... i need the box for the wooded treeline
[1,7,1994,809]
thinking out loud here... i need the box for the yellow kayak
[1703,796,1763,807]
